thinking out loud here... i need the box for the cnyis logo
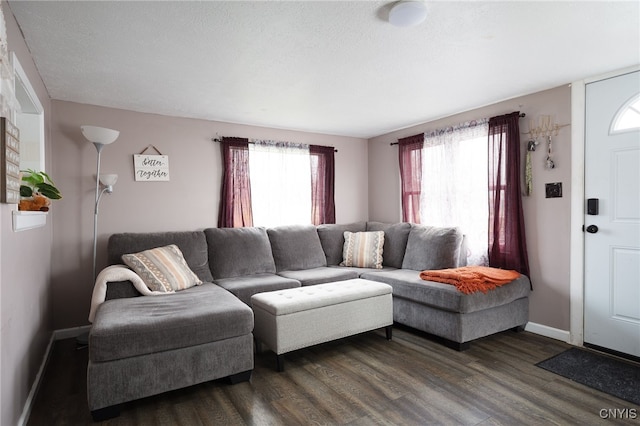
[599,408,638,419]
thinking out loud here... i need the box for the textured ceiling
[7,1,640,138]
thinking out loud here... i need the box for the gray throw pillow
[268,225,327,271]
[401,225,463,271]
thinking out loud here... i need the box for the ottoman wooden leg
[277,354,285,372]
[385,325,393,341]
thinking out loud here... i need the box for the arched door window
[611,93,640,134]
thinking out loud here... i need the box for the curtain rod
[211,137,338,153]
[389,112,526,146]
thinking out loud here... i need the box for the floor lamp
[78,126,119,348]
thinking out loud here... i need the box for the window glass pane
[249,143,311,227]
[420,124,489,265]
[611,94,640,133]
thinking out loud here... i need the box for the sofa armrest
[105,280,142,300]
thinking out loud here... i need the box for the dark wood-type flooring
[28,326,640,425]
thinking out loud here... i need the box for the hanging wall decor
[133,145,170,181]
[1,117,20,203]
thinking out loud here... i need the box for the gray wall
[1,4,53,426]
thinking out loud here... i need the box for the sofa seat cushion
[278,267,359,286]
[329,265,398,276]
[89,284,253,363]
[215,274,301,305]
[360,269,530,314]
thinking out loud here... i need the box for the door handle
[586,225,599,234]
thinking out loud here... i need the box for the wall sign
[133,145,170,181]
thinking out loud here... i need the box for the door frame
[569,65,640,347]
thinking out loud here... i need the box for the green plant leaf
[36,182,62,199]
[20,185,33,197]
[41,171,55,185]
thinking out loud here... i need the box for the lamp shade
[99,174,118,187]
[81,126,120,144]
[389,1,427,27]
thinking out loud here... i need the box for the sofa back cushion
[366,222,411,268]
[268,225,327,271]
[204,227,276,279]
[401,225,464,271]
[316,222,367,265]
[108,231,213,282]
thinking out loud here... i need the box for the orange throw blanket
[419,266,520,294]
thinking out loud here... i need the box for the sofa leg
[443,339,471,351]
[385,325,393,341]
[228,369,252,384]
[91,405,121,422]
[512,325,526,332]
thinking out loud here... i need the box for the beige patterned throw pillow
[340,231,385,269]
[122,244,202,292]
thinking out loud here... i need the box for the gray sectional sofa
[88,222,530,420]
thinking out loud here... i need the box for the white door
[584,70,640,358]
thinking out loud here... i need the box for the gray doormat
[536,348,640,405]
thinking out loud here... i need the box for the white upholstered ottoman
[251,278,393,371]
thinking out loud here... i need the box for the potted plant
[19,169,62,211]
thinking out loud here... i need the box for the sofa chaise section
[361,224,530,349]
[88,284,254,417]
[89,231,255,420]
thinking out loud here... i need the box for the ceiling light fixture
[389,1,428,27]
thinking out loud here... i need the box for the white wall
[50,100,369,329]
[368,85,572,332]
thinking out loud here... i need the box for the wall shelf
[12,210,47,231]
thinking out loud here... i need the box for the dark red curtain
[488,112,530,278]
[398,133,424,223]
[218,137,253,228]
[310,145,336,225]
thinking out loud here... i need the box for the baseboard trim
[18,325,91,426]
[17,334,55,426]
[525,322,571,343]
[53,324,91,340]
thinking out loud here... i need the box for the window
[611,93,640,134]
[218,138,335,228]
[398,112,530,277]
[13,52,45,172]
[419,121,489,265]
[249,142,311,227]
